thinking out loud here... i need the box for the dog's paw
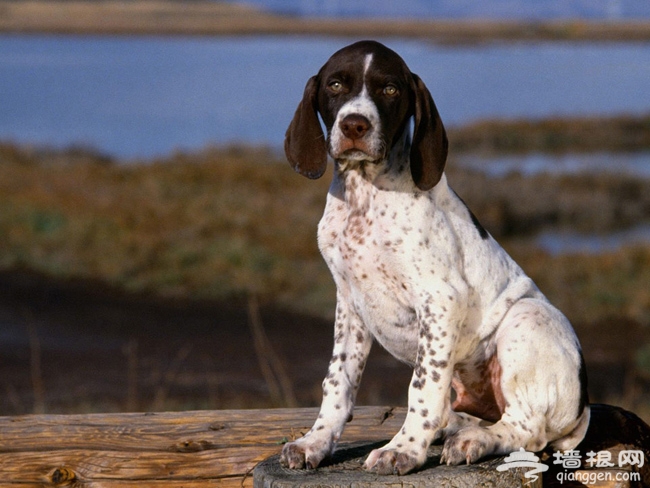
[280,437,332,470]
[364,447,422,475]
[440,429,491,465]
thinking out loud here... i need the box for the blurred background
[0,0,649,420]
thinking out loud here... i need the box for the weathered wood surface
[1,404,649,487]
[254,442,541,488]
[0,406,405,487]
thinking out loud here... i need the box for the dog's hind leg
[441,298,589,465]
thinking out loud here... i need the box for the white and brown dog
[281,40,589,475]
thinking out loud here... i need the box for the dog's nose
[340,114,371,140]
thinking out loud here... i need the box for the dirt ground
[1,269,647,419]
[0,269,413,415]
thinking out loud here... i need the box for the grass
[0,145,331,312]
[1,140,649,327]
[450,114,650,154]
[508,243,650,326]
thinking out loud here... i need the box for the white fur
[281,47,589,476]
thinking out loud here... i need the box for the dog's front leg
[280,293,372,469]
[365,291,461,475]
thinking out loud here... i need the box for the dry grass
[447,164,650,236]
[450,115,650,154]
[0,145,332,312]
[509,244,650,326]
[1,141,649,328]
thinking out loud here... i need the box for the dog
[280,40,590,475]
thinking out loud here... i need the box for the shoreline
[3,113,650,159]
[1,1,649,42]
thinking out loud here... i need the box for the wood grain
[0,406,402,487]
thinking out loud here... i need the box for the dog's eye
[328,81,344,93]
[383,84,399,97]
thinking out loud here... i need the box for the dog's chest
[317,170,426,361]
[319,171,410,281]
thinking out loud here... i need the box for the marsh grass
[1,142,649,326]
[451,114,650,154]
[507,243,650,326]
[0,145,332,311]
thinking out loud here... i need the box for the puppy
[280,40,589,475]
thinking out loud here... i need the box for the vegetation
[449,114,650,154]
[0,145,328,312]
[1,141,649,326]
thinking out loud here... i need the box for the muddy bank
[1,269,647,420]
[0,270,412,415]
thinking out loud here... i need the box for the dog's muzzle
[332,113,381,161]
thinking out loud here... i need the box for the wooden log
[0,406,405,487]
[1,404,648,487]
[254,442,542,487]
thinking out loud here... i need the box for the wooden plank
[0,407,403,451]
[0,446,258,483]
[0,449,260,482]
[0,407,403,486]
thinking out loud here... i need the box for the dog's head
[285,40,448,191]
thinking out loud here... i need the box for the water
[536,225,650,254]
[458,150,650,251]
[459,152,650,178]
[1,35,650,159]
[238,0,650,19]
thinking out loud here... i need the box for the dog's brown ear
[410,73,448,191]
[284,76,328,179]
